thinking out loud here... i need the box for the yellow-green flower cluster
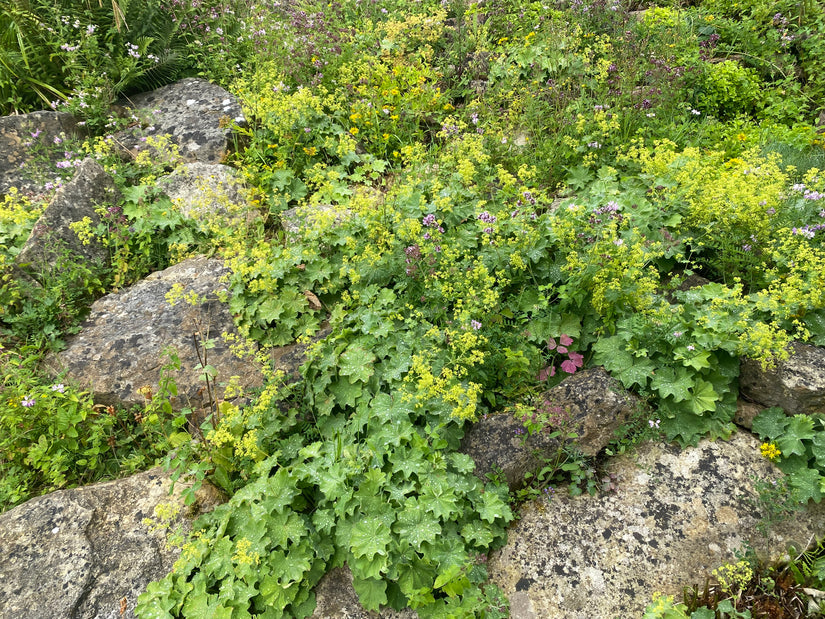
[712,560,753,594]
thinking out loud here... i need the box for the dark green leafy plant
[0,345,189,512]
[752,407,825,504]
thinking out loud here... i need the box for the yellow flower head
[760,442,781,461]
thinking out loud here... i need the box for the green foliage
[0,345,187,512]
[691,60,763,120]
[0,0,193,128]
[8,0,825,615]
[752,407,825,504]
[1,241,108,348]
[138,390,513,618]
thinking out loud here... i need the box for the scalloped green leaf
[650,367,693,402]
[339,344,376,383]
[476,490,512,524]
[350,517,392,560]
[352,577,387,612]
[393,499,441,550]
[689,378,719,415]
[777,415,816,457]
[751,407,789,440]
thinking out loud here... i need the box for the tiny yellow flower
[349,127,359,136]
[760,442,781,461]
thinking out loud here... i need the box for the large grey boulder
[487,432,825,618]
[461,367,634,490]
[0,110,84,197]
[44,256,263,411]
[0,468,220,619]
[740,342,825,415]
[16,158,119,272]
[118,78,245,164]
[157,162,249,220]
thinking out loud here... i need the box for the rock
[117,78,245,164]
[272,325,333,383]
[282,204,353,238]
[461,367,634,490]
[157,162,249,220]
[734,398,763,430]
[487,432,825,618]
[0,111,84,197]
[311,567,418,619]
[16,158,120,274]
[0,467,217,619]
[44,256,263,412]
[740,342,825,415]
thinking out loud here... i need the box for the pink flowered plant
[538,334,583,381]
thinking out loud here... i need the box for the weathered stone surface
[735,398,763,430]
[118,78,245,164]
[487,432,825,618]
[282,204,352,238]
[157,162,248,220]
[272,325,332,383]
[16,158,119,273]
[44,256,263,410]
[461,367,634,490]
[0,467,215,619]
[0,111,84,197]
[312,567,418,619]
[740,342,825,415]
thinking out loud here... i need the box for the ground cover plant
[3,0,825,615]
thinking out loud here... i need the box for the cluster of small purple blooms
[422,213,444,233]
[791,224,825,239]
[405,214,444,276]
[538,334,584,381]
[469,112,483,135]
[512,192,538,221]
[699,32,721,61]
[788,183,825,238]
[790,183,825,202]
[55,151,84,170]
[441,122,460,136]
[772,13,796,48]
[478,211,496,235]
[536,399,572,429]
[404,244,422,276]
[20,384,65,408]
[590,200,623,225]
[421,214,444,249]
